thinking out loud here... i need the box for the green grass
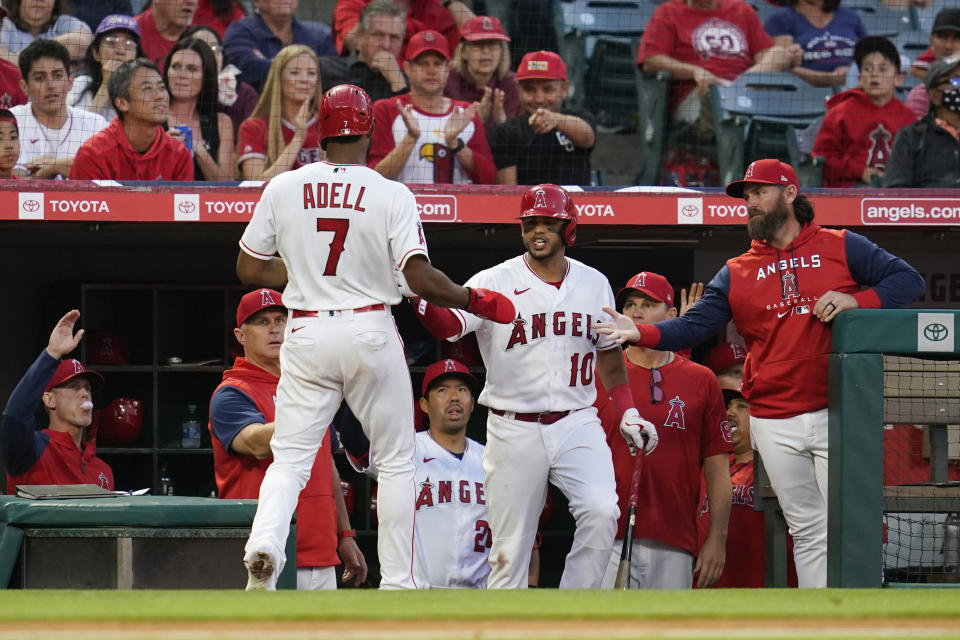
[1,589,959,621]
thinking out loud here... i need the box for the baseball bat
[614,452,643,589]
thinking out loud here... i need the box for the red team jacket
[596,354,731,556]
[70,118,194,181]
[812,88,917,187]
[208,357,338,568]
[3,351,113,492]
[0,59,27,109]
[651,223,924,418]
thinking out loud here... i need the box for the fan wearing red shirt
[333,0,472,62]
[595,271,732,589]
[193,0,245,39]
[137,0,200,67]
[368,30,494,184]
[637,0,788,121]
[70,58,194,181]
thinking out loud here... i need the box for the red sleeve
[913,47,935,71]
[332,0,367,54]
[636,3,676,67]
[700,371,733,459]
[173,146,195,181]
[368,98,398,168]
[593,376,621,442]
[236,117,267,164]
[69,141,104,179]
[463,112,495,184]
[812,107,855,186]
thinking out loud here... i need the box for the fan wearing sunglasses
[595,271,732,590]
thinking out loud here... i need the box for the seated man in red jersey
[368,30,495,184]
[136,0,199,67]
[70,58,193,180]
[2,310,114,492]
[595,271,732,589]
[209,289,367,590]
[637,0,790,135]
[696,389,798,587]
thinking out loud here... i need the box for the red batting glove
[465,287,516,323]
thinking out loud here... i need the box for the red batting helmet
[319,84,373,142]
[99,397,144,446]
[518,183,577,246]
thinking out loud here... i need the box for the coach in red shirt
[3,310,114,493]
[70,58,193,181]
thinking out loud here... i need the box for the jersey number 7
[316,218,350,276]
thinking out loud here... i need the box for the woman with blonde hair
[444,15,520,132]
[236,44,323,180]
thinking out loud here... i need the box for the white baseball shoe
[243,550,277,591]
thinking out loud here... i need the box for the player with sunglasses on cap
[2,310,113,492]
[595,159,924,587]
[595,271,731,589]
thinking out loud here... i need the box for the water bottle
[944,512,959,574]
[181,403,202,449]
[159,463,174,496]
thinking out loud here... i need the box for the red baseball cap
[617,272,674,308]
[44,359,104,393]
[704,342,747,375]
[421,358,477,397]
[405,29,450,61]
[516,50,567,82]
[725,159,799,198]
[460,16,510,42]
[236,288,285,327]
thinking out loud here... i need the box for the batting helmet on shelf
[98,397,144,446]
[319,84,373,142]
[517,183,577,246]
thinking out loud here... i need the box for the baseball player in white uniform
[413,358,489,588]
[410,184,659,589]
[235,84,516,590]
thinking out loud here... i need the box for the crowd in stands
[0,0,955,186]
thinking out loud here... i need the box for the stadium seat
[895,29,931,74]
[555,0,656,129]
[745,0,777,27]
[795,155,824,189]
[844,0,915,37]
[911,0,948,33]
[633,70,670,185]
[710,72,832,184]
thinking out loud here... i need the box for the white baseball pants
[245,307,418,589]
[600,538,694,589]
[297,566,336,590]
[483,407,619,589]
[750,408,828,588]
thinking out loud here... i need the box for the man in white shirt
[13,39,107,178]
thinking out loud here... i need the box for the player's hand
[695,531,726,588]
[46,309,84,360]
[593,307,641,345]
[338,536,368,586]
[619,408,658,455]
[678,282,704,317]
[528,108,558,134]
[465,287,516,323]
[444,102,478,142]
[398,99,421,139]
[813,291,857,324]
